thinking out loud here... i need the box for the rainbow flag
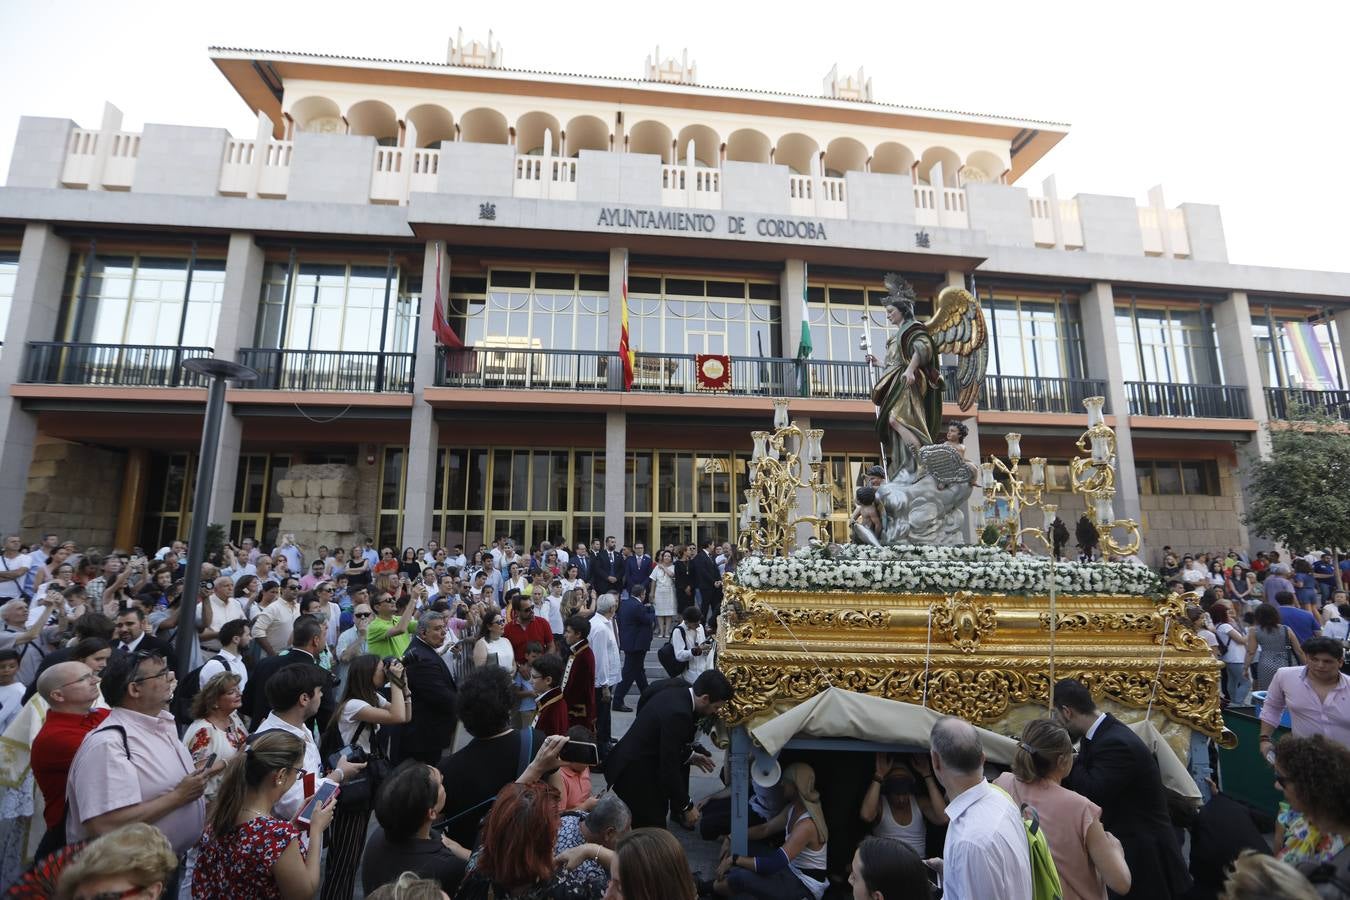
[619,252,634,390]
[1283,321,1336,389]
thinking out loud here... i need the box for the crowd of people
[0,527,1345,899]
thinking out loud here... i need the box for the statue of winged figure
[866,274,988,476]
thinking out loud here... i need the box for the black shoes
[611,703,633,712]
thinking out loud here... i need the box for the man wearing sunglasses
[65,650,213,863]
[335,602,373,695]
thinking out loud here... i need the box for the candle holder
[1068,396,1142,557]
[977,433,1056,556]
[738,403,834,555]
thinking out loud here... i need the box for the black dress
[673,559,695,613]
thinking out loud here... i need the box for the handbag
[334,721,391,809]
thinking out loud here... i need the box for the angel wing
[923,286,988,411]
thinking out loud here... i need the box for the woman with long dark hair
[1246,603,1307,691]
[399,547,423,581]
[848,836,934,900]
[605,827,697,900]
[319,653,409,900]
[470,609,515,673]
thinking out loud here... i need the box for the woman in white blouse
[503,561,530,599]
[471,609,516,673]
[650,549,677,639]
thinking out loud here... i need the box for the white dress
[651,564,676,616]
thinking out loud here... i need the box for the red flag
[431,249,464,349]
[619,253,634,390]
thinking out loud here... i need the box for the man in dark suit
[606,670,732,829]
[112,607,177,673]
[624,542,654,598]
[573,542,592,585]
[692,538,724,631]
[593,535,622,596]
[245,614,336,730]
[612,586,656,712]
[399,610,458,764]
[1053,678,1192,899]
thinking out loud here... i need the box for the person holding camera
[318,653,409,900]
[671,606,713,685]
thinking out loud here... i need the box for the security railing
[22,342,214,386]
[1265,387,1350,421]
[237,348,414,393]
[1125,381,1250,419]
[980,374,1109,414]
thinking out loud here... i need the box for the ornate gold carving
[929,591,997,652]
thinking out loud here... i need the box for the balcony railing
[238,348,414,393]
[22,342,214,387]
[1265,387,1350,421]
[980,374,1108,414]
[1125,381,1250,419]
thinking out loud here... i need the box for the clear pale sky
[1,0,1345,274]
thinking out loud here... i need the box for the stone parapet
[274,463,363,553]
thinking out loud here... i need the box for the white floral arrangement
[733,544,1161,597]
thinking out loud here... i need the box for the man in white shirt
[361,539,380,571]
[0,535,33,602]
[275,534,303,576]
[199,619,251,699]
[446,544,467,570]
[251,578,302,656]
[672,607,711,684]
[22,533,58,597]
[926,715,1031,900]
[199,576,244,654]
[590,594,622,755]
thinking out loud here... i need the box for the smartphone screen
[559,740,600,767]
[296,779,339,825]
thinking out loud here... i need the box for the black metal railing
[1265,387,1350,421]
[979,374,1108,414]
[1125,381,1250,419]
[437,347,620,391]
[238,348,415,393]
[22,341,215,386]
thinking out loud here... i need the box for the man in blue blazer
[612,585,655,712]
[624,542,654,599]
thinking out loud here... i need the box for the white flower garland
[733,544,1161,596]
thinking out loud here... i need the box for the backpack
[657,625,689,678]
[991,783,1063,900]
[170,655,229,726]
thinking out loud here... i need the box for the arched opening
[516,111,563,156]
[564,115,609,156]
[676,124,719,167]
[725,129,771,164]
[460,107,510,145]
[289,96,343,134]
[405,104,454,148]
[822,137,867,177]
[346,100,399,146]
[871,141,916,176]
[628,120,674,163]
[775,133,820,175]
[962,150,1006,185]
[917,146,962,186]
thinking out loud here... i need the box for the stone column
[1214,290,1272,551]
[205,233,265,528]
[780,259,806,359]
[0,224,70,532]
[607,248,626,349]
[604,411,626,541]
[1077,282,1144,554]
[401,241,447,549]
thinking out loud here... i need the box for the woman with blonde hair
[605,827,696,900]
[55,822,177,900]
[192,729,336,899]
[1221,850,1318,900]
[182,671,248,804]
[714,761,829,899]
[993,719,1131,900]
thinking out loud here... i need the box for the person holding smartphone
[193,729,337,899]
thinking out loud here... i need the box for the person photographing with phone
[193,729,337,899]
[671,606,713,684]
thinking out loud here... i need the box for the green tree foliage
[1245,413,1350,553]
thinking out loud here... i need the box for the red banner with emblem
[695,354,732,392]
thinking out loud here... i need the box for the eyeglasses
[354,612,373,619]
[130,665,174,685]
[59,672,100,689]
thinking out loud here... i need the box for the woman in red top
[373,547,400,576]
[193,730,337,900]
[529,653,569,737]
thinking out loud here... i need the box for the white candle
[773,401,790,430]
[972,504,985,528]
[981,463,996,489]
[1005,433,1022,459]
[1090,434,1109,463]
[747,492,760,517]
[1095,497,1113,523]
[1030,458,1046,486]
[1084,396,1106,427]
[1043,503,1057,530]
[739,507,751,530]
[751,432,767,462]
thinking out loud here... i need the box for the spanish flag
[619,251,635,390]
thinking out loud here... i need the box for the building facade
[2,38,1348,560]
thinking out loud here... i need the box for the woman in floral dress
[193,730,336,899]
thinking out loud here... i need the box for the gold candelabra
[974,432,1059,555]
[738,399,833,556]
[1069,396,1142,557]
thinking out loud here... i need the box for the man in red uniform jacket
[561,615,596,731]
[504,591,553,661]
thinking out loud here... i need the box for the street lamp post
[174,358,258,675]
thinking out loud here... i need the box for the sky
[1,0,1346,274]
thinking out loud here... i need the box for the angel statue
[862,274,988,545]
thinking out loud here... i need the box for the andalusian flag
[797,262,813,396]
[619,252,635,390]
[1283,321,1336,389]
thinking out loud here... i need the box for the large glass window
[982,289,1085,379]
[804,281,931,362]
[449,270,609,352]
[1136,460,1220,497]
[1252,314,1345,390]
[0,252,19,345]
[254,259,420,353]
[1115,303,1220,384]
[62,253,225,346]
[628,276,780,357]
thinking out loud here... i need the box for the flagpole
[860,313,888,479]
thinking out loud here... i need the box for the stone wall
[1139,463,1245,563]
[355,455,381,549]
[273,463,363,558]
[21,440,123,549]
